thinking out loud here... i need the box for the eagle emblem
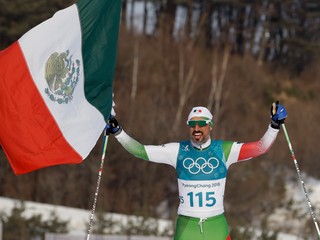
[44,50,80,104]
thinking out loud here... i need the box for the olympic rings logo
[182,157,220,174]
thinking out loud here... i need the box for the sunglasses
[187,120,211,128]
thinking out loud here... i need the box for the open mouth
[193,131,203,137]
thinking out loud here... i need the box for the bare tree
[207,44,231,124]
[142,0,148,34]
[131,39,140,100]
[172,39,198,133]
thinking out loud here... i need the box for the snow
[0,196,90,235]
[0,196,172,237]
[267,173,320,238]
[0,172,319,239]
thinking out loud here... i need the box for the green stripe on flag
[77,0,121,120]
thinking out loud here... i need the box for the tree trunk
[122,0,127,25]
[173,42,197,133]
[131,39,139,100]
[142,0,148,35]
[207,44,230,124]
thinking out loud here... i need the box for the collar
[190,138,211,150]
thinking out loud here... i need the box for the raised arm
[106,116,178,167]
[225,102,287,166]
[238,125,279,161]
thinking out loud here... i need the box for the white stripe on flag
[19,4,105,158]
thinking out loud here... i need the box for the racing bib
[176,140,227,217]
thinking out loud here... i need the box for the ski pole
[282,123,320,239]
[86,129,109,240]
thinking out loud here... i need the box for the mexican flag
[0,0,121,175]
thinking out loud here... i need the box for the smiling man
[106,103,287,240]
[187,107,214,149]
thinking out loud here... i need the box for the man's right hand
[105,116,122,135]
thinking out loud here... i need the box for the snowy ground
[267,173,320,239]
[0,172,319,239]
[0,196,173,237]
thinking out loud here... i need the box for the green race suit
[174,214,230,240]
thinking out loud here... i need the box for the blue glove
[105,116,122,135]
[270,101,287,129]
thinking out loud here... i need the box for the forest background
[1,0,320,237]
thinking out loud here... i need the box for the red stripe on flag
[0,42,82,175]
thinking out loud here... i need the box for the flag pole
[282,124,320,239]
[86,128,109,240]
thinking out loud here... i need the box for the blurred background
[1,0,320,239]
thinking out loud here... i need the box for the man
[106,102,287,240]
